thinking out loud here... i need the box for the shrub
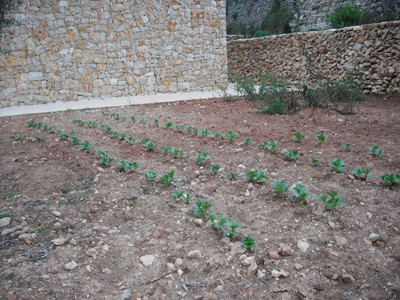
[327,4,363,28]
[261,0,293,35]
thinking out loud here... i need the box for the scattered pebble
[140,255,155,267]
[297,240,309,253]
[369,233,381,242]
[187,250,202,259]
[342,274,355,284]
[64,261,78,270]
[313,283,325,291]
[0,217,11,227]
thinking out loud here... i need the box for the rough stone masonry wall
[0,0,227,108]
[228,21,400,95]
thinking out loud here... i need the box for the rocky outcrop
[228,21,400,95]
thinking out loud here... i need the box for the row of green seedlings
[261,134,399,190]
[102,112,155,125]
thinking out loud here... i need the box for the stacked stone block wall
[228,21,400,95]
[0,0,227,108]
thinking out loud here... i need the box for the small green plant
[127,137,136,145]
[214,132,224,139]
[120,116,126,121]
[225,131,238,143]
[119,131,126,140]
[208,164,220,176]
[14,134,25,141]
[289,184,312,204]
[284,150,300,161]
[177,148,187,159]
[368,144,384,157]
[243,170,268,183]
[192,127,200,135]
[193,199,213,219]
[242,234,256,250]
[343,143,351,151]
[118,160,139,172]
[261,141,278,153]
[316,133,327,143]
[130,116,136,122]
[170,147,179,159]
[293,132,307,143]
[329,158,345,173]
[172,190,186,202]
[60,184,73,193]
[175,124,186,132]
[96,149,109,157]
[183,192,194,205]
[79,141,93,152]
[153,119,159,127]
[310,156,319,165]
[225,219,243,241]
[57,130,68,140]
[70,133,81,144]
[140,118,147,124]
[140,138,150,145]
[161,146,171,156]
[271,179,288,198]
[157,170,177,189]
[195,152,210,166]
[87,121,98,128]
[144,141,157,152]
[244,137,252,146]
[186,126,194,134]
[198,128,211,137]
[109,130,119,139]
[27,120,37,127]
[98,156,115,166]
[317,190,345,211]
[164,122,173,128]
[81,193,93,201]
[225,172,238,180]
[145,171,157,181]
[72,120,85,126]
[101,124,112,132]
[353,166,371,181]
[378,173,400,189]
[4,191,22,198]
[317,237,327,244]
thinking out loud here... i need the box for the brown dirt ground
[0,94,400,300]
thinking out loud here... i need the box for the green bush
[253,30,269,38]
[327,4,363,28]
[261,0,293,35]
[232,11,238,21]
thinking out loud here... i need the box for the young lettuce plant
[119,131,126,140]
[178,148,187,159]
[127,137,136,145]
[271,179,288,198]
[140,118,147,124]
[208,164,220,176]
[368,144,384,157]
[130,116,136,122]
[284,150,300,161]
[225,131,238,143]
[140,138,150,145]
[225,172,238,180]
[353,166,371,181]
[87,121,98,128]
[72,120,85,126]
[214,132,224,139]
[192,127,200,135]
[343,143,351,151]
[98,156,115,167]
[198,128,211,138]
[195,152,209,166]
[242,234,255,251]
[161,146,171,156]
[157,170,177,189]
[310,156,319,166]
[193,199,213,219]
[96,149,109,157]
[153,119,159,127]
[57,130,69,140]
[261,141,278,153]
[70,133,81,145]
[172,190,186,202]
[244,137,252,146]
[144,141,157,152]
[170,147,179,159]
[145,171,157,182]
[186,126,194,134]
[329,158,345,173]
[118,161,140,172]
[101,124,112,132]
[378,173,400,189]
[289,184,312,204]
[293,132,307,143]
[79,141,93,152]
[316,133,327,144]
[243,170,268,184]
[317,190,345,211]
[164,122,173,128]
[27,120,37,127]
[175,125,185,132]
[109,130,119,139]
[225,219,243,241]
[183,192,194,205]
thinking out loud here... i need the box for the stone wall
[0,0,227,108]
[227,21,400,94]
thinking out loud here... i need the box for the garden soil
[1,94,400,300]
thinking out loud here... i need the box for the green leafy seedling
[72,120,85,126]
[176,124,186,132]
[209,212,217,228]
[172,190,186,202]
[118,160,138,172]
[161,146,171,156]
[271,179,288,198]
[195,152,209,166]
[343,143,351,151]
[243,234,255,250]
[317,190,345,211]
[261,141,278,153]
[164,122,173,128]
[98,156,115,166]
[244,137,252,146]
[216,215,229,231]
[157,170,177,189]
[208,164,220,176]
[329,158,345,173]
[153,119,159,127]
[101,124,112,132]
[226,172,238,180]
[192,127,200,135]
[186,126,194,134]
[193,199,213,219]
[214,132,224,139]
[109,130,119,139]
[225,131,238,143]
[140,138,150,145]
[310,156,319,165]
[316,133,327,143]
[96,149,109,157]
[284,150,300,161]
[140,119,147,124]
[127,137,136,145]
[57,130,68,140]
[225,219,243,241]
[198,128,211,137]
[170,147,179,159]
[79,141,93,152]
[27,120,37,127]
[130,116,136,122]
[289,183,312,204]
[378,173,400,189]
[144,141,157,152]
[119,131,126,140]
[178,148,187,159]
[183,193,194,205]
[368,144,384,157]
[353,166,371,181]
[145,171,157,182]
[243,170,268,183]
[87,121,98,128]
[293,132,307,143]
[70,133,81,144]
[120,116,126,121]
